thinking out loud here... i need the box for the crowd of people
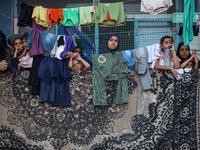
[0,31,199,80]
[0,31,90,72]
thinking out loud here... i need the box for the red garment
[101,11,117,26]
[47,8,64,26]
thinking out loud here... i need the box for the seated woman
[98,33,122,54]
[154,36,180,79]
[180,50,199,69]
[66,46,89,71]
[176,42,199,69]
[0,30,8,71]
[7,34,22,52]
[11,37,23,71]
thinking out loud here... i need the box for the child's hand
[75,55,82,61]
[169,44,175,53]
[66,52,73,58]
[170,67,180,79]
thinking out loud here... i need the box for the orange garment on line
[47,8,64,26]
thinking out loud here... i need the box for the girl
[68,52,90,71]
[154,36,180,78]
[18,32,33,70]
[98,33,122,54]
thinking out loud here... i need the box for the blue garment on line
[122,50,135,72]
[51,58,72,106]
[38,57,72,106]
[38,56,55,103]
[27,30,58,56]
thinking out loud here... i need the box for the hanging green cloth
[183,0,195,46]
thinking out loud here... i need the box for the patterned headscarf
[7,34,22,47]
[98,33,122,55]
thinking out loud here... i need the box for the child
[180,50,199,69]
[154,36,180,79]
[68,46,90,71]
[18,32,33,70]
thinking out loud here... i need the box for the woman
[0,30,9,71]
[98,33,122,54]
[176,42,199,68]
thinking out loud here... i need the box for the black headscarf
[176,42,192,61]
[98,33,122,55]
[0,30,8,61]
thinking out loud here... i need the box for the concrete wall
[0,0,12,42]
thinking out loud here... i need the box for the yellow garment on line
[79,6,96,27]
[32,6,48,28]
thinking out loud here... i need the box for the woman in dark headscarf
[176,41,199,68]
[98,33,122,55]
[0,30,8,71]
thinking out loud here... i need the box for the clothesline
[16,0,136,5]
[0,14,178,36]
[0,11,178,36]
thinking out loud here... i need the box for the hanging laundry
[27,29,58,56]
[134,47,152,90]
[27,20,44,57]
[196,15,200,25]
[92,52,128,106]
[50,35,76,60]
[38,57,72,106]
[51,58,72,106]
[29,54,45,95]
[141,0,173,15]
[55,36,65,60]
[51,35,65,59]
[32,6,48,27]
[183,0,195,46]
[94,2,126,26]
[61,8,80,26]
[177,25,199,36]
[146,43,160,69]
[47,8,64,26]
[79,6,96,27]
[122,50,135,72]
[18,3,33,27]
[60,36,76,59]
[38,56,55,103]
[66,26,94,63]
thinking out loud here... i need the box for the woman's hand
[0,60,8,71]
[170,67,180,79]
[192,49,196,55]
[13,48,21,58]
[189,55,194,61]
